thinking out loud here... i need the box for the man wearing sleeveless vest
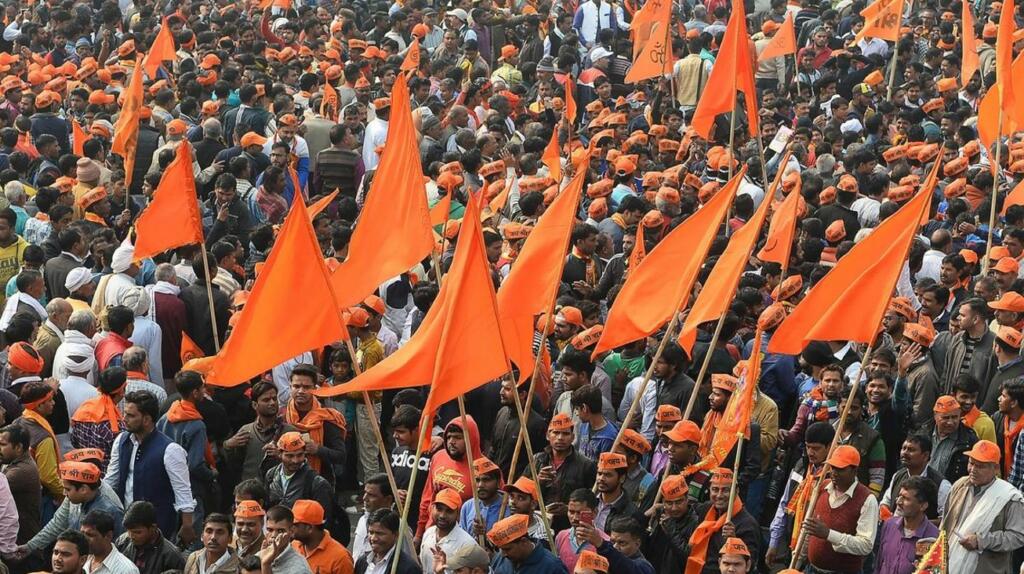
[802,445,878,574]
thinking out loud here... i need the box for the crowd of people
[0,0,1021,573]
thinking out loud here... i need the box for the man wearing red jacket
[415,416,480,545]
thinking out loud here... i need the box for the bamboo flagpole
[457,395,488,547]
[983,113,1005,274]
[198,247,222,352]
[390,416,431,574]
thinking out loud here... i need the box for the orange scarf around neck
[1004,415,1024,477]
[285,398,347,473]
[785,464,824,549]
[698,410,722,458]
[22,407,58,455]
[167,400,216,468]
[71,393,123,432]
[686,497,744,574]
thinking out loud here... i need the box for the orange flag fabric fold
[542,128,562,183]
[71,117,89,157]
[678,180,774,353]
[315,191,510,417]
[111,56,144,189]
[625,22,672,83]
[133,142,205,261]
[767,160,939,355]
[321,82,339,122]
[690,0,758,139]
[996,0,1024,126]
[430,193,453,227]
[962,2,980,84]
[565,77,577,124]
[142,17,177,79]
[308,189,339,220]
[329,72,433,309]
[180,331,204,364]
[591,167,744,358]
[1003,180,1024,215]
[630,0,670,58]
[497,163,588,382]
[401,38,421,72]
[208,196,345,386]
[758,12,796,61]
[757,161,800,265]
[977,52,1024,150]
[856,0,904,42]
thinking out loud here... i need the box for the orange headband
[23,389,53,410]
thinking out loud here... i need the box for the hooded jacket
[416,416,481,538]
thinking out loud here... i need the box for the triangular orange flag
[1002,179,1024,215]
[488,180,513,214]
[679,176,774,353]
[856,0,904,42]
[208,196,345,386]
[962,2,980,84]
[308,189,338,220]
[321,82,339,122]
[142,17,177,79]
[996,0,1024,126]
[180,331,204,364]
[767,160,940,355]
[591,167,744,358]
[542,128,562,183]
[624,22,673,84]
[497,163,588,381]
[690,0,758,139]
[134,142,205,261]
[758,12,796,61]
[628,220,646,271]
[71,117,90,156]
[315,191,510,417]
[564,77,577,124]
[401,38,421,73]
[329,72,433,309]
[977,51,1024,155]
[111,55,143,189]
[757,181,801,265]
[630,0,671,59]
[430,193,452,227]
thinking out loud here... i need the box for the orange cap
[888,297,917,320]
[825,220,846,243]
[587,179,614,199]
[990,246,1012,261]
[864,70,884,86]
[503,477,538,500]
[570,325,604,350]
[558,306,585,328]
[549,413,574,432]
[709,467,734,486]
[773,275,803,301]
[620,429,651,455]
[964,440,1001,463]
[711,374,738,392]
[292,500,325,525]
[234,500,266,518]
[433,488,464,510]
[994,257,1020,275]
[345,307,371,328]
[656,405,682,423]
[936,77,958,92]
[362,295,386,316]
[474,456,500,476]
[59,461,101,483]
[488,514,530,546]
[277,431,306,452]
[722,537,751,557]
[758,303,788,331]
[958,249,979,265]
[826,445,861,469]
[997,326,1023,349]
[166,119,188,136]
[664,420,701,444]
[598,452,628,470]
[990,291,1024,312]
[903,323,935,348]
[64,448,105,463]
[933,395,960,414]
[575,550,609,573]
[660,474,688,501]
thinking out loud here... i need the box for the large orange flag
[690,0,758,139]
[133,142,205,261]
[329,73,433,309]
[630,0,671,59]
[497,164,587,381]
[977,52,1024,150]
[542,128,561,183]
[856,0,904,42]
[962,2,980,84]
[1002,179,1024,215]
[111,56,143,188]
[315,191,510,416]
[71,117,89,156]
[142,17,177,79]
[592,167,744,358]
[401,38,421,72]
[208,196,345,386]
[678,179,774,353]
[624,22,673,84]
[758,12,796,61]
[996,0,1024,126]
[767,160,939,355]
[180,331,204,364]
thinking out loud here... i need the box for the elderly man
[53,309,98,384]
[64,267,96,313]
[123,347,167,405]
[941,440,1024,573]
[123,288,163,381]
[35,298,72,377]
[95,243,140,310]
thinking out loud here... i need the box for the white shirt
[362,118,389,171]
[823,480,879,556]
[128,316,163,383]
[574,0,629,47]
[103,273,138,308]
[84,545,140,574]
[618,375,657,441]
[738,177,765,209]
[377,326,399,357]
[419,524,477,574]
[850,196,881,228]
[352,512,370,563]
[919,249,945,282]
[104,432,196,513]
[174,262,198,286]
[196,549,234,574]
[60,375,99,419]
[364,547,395,574]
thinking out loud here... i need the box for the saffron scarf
[22,391,59,456]
[698,410,722,458]
[571,246,598,286]
[167,400,216,469]
[685,497,744,574]
[71,387,125,432]
[1004,415,1024,477]
[785,464,824,549]
[83,212,108,227]
[285,398,347,473]
[963,406,982,428]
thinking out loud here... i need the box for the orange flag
[208,196,345,386]
[962,2,980,84]
[624,22,672,84]
[856,0,904,42]
[497,162,588,382]
[996,0,1024,126]
[180,331,204,364]
[430,193,452,227]
[977,52,1024,150]
[685,330,763,476]
[401,38,421,72]
[678,179,774,353]
[767,160,939,355]
[757,158,800,265]
[134,142,205,261]
[111,55,143,189]
[564,76,577,124]
[142,17,177,79]
[321,82,339,122]
[628,221,646,271]
[542,128,561,183]
[71,117,89,156]
[630,0,671,59]
[1003,179,1024,215]
[488,180,513,214]
[308,189,338,220]
[315,191,510,417]
[758,12,796,61]
[690,0,758,139]
[592,167,744,358]
[329,72,433,309]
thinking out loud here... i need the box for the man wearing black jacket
[534,413,597,528]
[489,377,548,478]
[644,475,699,573]
[355,509,419,574]
[179,254,230,356]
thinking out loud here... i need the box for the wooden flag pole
[886,38,901,101]
[725,434,745,521]
[793,54,801,98]
[683,311,728,420]
[390,416,430,574]
[983,112,1005,274]
[788,342,877,569]
[199,247,222,352]
[341,333,401,502]
[509,381,558,551]
[457,395,488,547]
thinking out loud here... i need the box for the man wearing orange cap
[687,467,759,574]
[419,488,477,573]
[941,440,1024,573]
[646,473,699,572]
[535,413,597,520]
[697,375,761,498]
[291,499,353,574]
[489,514,563,573]
[282,364,346,485]
[593,452,644,533]
[264,431,334,529]
[928,395,979,484]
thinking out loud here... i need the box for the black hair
[98,367,128,395]
[81,509,116,536]
[567,487,598,509]
[122,501,158,529]
[124,390,160,423]
[234,479,268,509]
[390,404,421,430]
[805,421,836,446]
[56,530,89,557]
[569,384,602,413]
[174,370,204,397]
[0,424,29,450]
[905,433,933,455]
[365,473,394,499]
[106,305,134,335]
[366,508,401,533]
